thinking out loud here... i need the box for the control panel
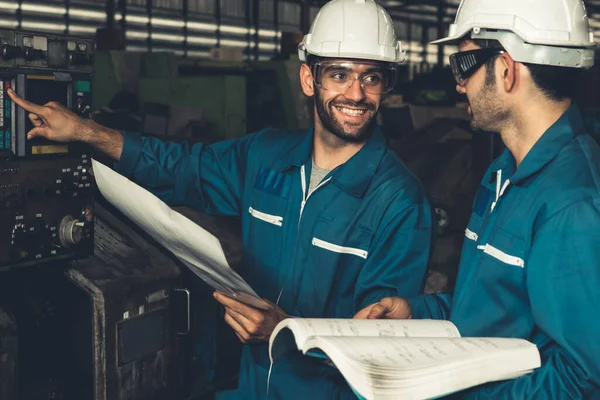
[0,30,93,71]
[0,30,95,271]
[0,155,94,269]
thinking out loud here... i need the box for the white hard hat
[432,0,596,68]
[298,0,406,64]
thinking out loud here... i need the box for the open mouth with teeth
[335,106,367,117]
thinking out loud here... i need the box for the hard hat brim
[429,27,471,46]
[430,36,461,45]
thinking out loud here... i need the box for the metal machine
[0,203,185,400]
[0,31,187,400]
[0,29,95,271]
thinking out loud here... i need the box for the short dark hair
[473,38,582,101]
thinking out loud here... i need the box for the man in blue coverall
[356,0,600,398]
[8,0,434,397]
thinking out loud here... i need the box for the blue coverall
[115,126,434,398]
[410,104,600,398]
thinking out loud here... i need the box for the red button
[5,81,10,89]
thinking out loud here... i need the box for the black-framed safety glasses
[449,48,505,85]
[310,61,397,95]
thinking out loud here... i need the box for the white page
[288,318,459,341]
[312,336,537,371]
[92,160,268,309]
[312,336,539,399]
[269,318,460,364]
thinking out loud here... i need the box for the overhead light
[151,32,185,42]
[187,50,210,58]
[21,4,66,14]
[0,19,18,28]
[219,39,249,48]
[0,1,18,10]
[70,9,106,20]
[126,15,150,24]
[186,21,215,31]
[126,45,148,52]
[70,25,98,34]
[187,36,218,45]
[126,30,149,40]
[21,21,66,31]
[151,47,185,56]
[258,42,279,51]
[152,17,185,28]
[220,25,250,35]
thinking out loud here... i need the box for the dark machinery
[0,29,95,271]
[0,203,185,400]
[0,30,187,400]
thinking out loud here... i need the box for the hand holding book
[354,296,412,320]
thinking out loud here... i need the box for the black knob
[24,47,46,61]
[69,51,91,65]
[76,99,87,116]
[1,44,21,60]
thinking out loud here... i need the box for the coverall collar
[274,126,388,198]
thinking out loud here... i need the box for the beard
[314,89,377,144]
[468,76,510,133]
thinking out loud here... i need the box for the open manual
[91,159,268,310]
[269,318,541,400]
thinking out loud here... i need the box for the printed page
[269,318,460,364]
[282,318,460,341]
[312,336,537,371]
[311,336,540,400]
[92,160,267,309]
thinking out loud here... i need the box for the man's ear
[299,63,315,97]
[499,52,517,93]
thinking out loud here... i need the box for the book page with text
[286,318,460,344]
[312,336,537,370]
[269,318,461,363]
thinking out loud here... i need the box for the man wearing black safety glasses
[356,0,600,398]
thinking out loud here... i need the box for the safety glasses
[311,61,396,95]
[449,48,505,85]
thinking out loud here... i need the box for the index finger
[214,291,257,316]
[7,88,46,115]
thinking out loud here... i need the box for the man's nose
[344,79,367,103]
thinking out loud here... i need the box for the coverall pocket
[244,190,287,298]
[311,237,368,259]
[249,206,283,227]
[453,228,528,330]
[474,228,527,305]
[479,228,526,269]
[300,217,373,316]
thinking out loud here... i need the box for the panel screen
[25,76,70,155]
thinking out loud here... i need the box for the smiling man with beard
[7,0,434,398]
[311,61,380,144]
